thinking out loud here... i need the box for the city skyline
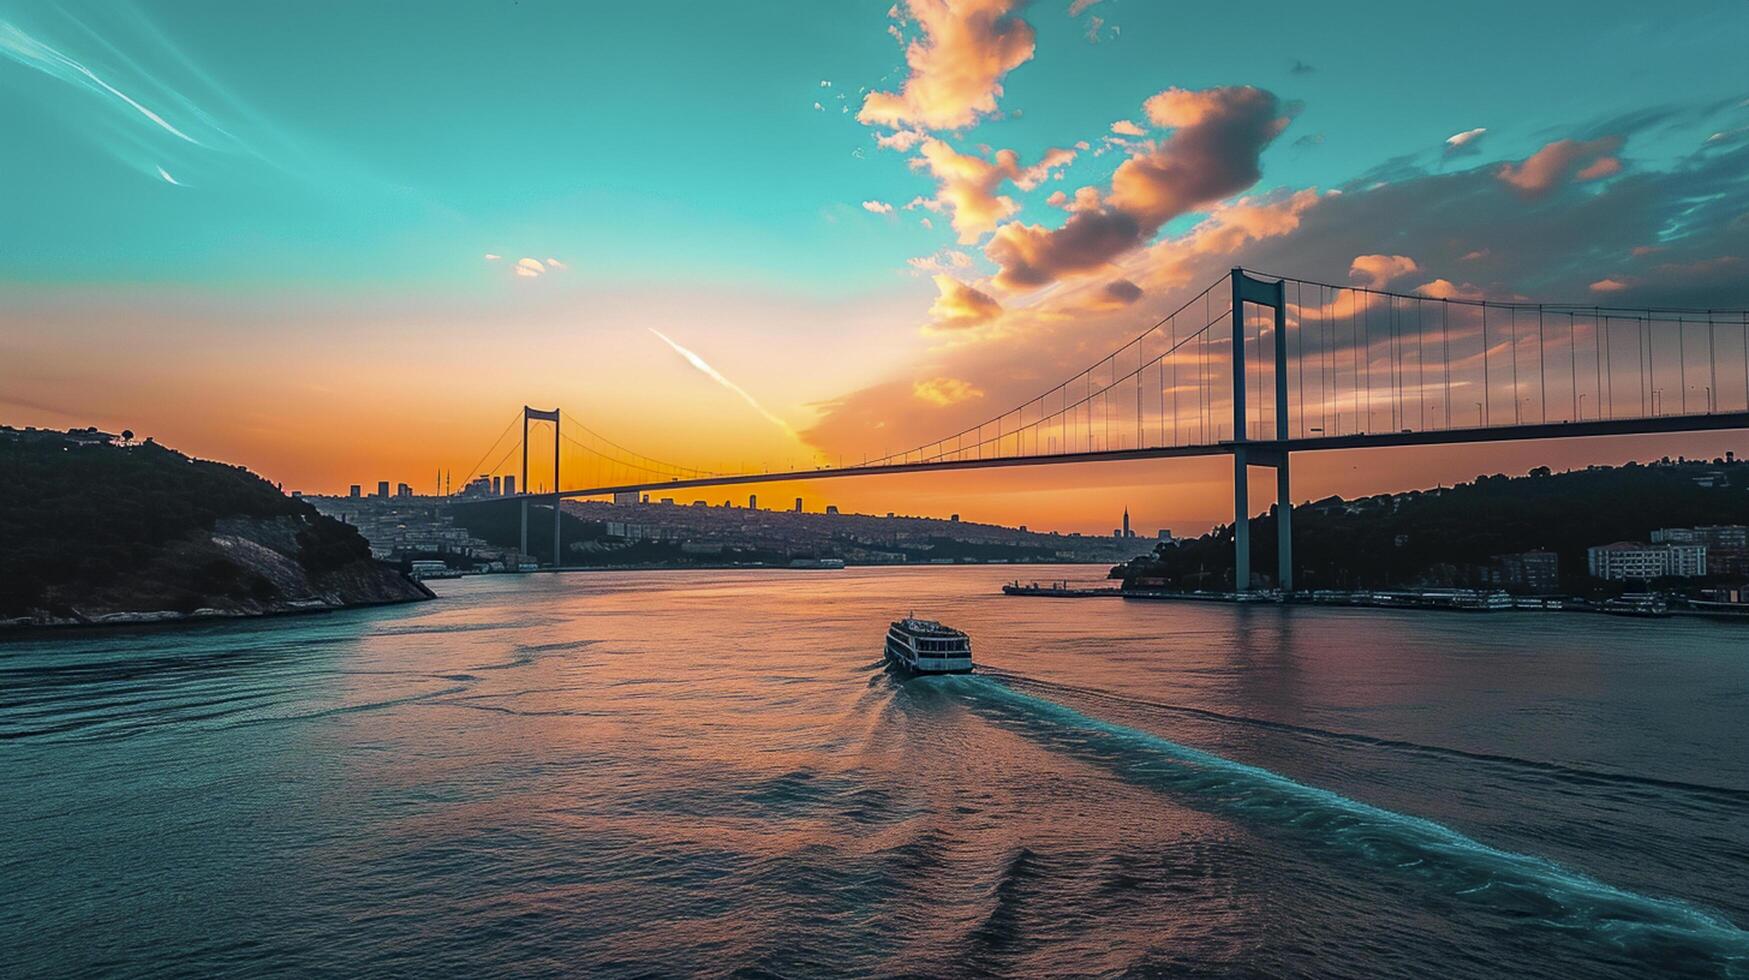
[3,0,1747,533]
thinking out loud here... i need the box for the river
[2,566,1746,977]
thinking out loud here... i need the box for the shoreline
[1001,583,1749,621]
[0,587,436,638]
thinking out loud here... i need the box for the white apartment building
[1586,541,1707,581]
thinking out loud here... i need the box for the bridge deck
[448,411,1749,502]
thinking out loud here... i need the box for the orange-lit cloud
[1497,136,1623,196]
[985,86,1290,290]
[862,199,895,214]
[859,0,1036,132]
[1349,253,1419,288]
[927,274,1003,328]
[913,376,985,405]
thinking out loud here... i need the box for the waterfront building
[1489,550,1560,593]
[1653,525,1749,574]
[1587,541,1707,581]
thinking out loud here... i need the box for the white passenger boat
[884,617,974,674]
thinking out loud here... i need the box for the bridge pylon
[1230,268,1293,593]
[520,406,561,568]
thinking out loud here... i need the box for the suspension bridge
[451,268,1749,591]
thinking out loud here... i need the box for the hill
[0,426,430,626]
[1114,456,1749,592]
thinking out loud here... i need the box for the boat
[884,616,974,674]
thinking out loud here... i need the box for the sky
[3,0,1747,534]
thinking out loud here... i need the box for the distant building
[613,491,640,505]
[503,475,516,495]
[376,480,390,498]
[492,476,502,495]
[1122,508,1133,538]
[1587,541,1706,581]
[794,498,804,513]
[349,484,361,498]
[395,482,412,498]
[1489,550,1559,593]
[1654,525,1749,575]
[825,505,839,515]
[1157,529,1175,541]
[748,494,757,510]
[950,514,960,522]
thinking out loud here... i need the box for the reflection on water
[2,566,1746,977]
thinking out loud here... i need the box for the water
[2,566,1746,977]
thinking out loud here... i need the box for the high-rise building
[504,475,516,495]
[395,482,412,498]
[377,480,390,498]
[749,494,757,510]
[794,498,803,512]
[492,476,502,495]
[1122,508,1132,538]
[349,484,361,498]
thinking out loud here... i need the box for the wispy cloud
[0,19,200,144]
[649,329,796,438]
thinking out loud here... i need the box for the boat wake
[937,673,1749,965]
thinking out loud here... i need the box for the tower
[1123,507,1131,538]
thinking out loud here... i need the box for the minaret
[1123,507,1131,538]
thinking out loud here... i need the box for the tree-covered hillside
[1,427,403,619]
[1116,457,1749,592]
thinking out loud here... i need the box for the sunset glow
[3,0,1746,532]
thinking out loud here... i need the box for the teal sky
[4,1,1743,294]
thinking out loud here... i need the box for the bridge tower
[1230,269,1293,593]
[519,406,562,568]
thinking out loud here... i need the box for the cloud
[1080,278,1143,311]
[911,137,1019,243]
[1443,127,1487,158]
[863,199,896,214]
[155,165,182,186]
[927,274,1003,329]
[1497,136,1623,196]
[1348,253,1419,288]
[876,129,927,151]
[1084,15,1104,43]
[859,0,1036,132]
[1067,0,1102,13]
[1290,59,1315,75]
[905,249,975,275]
[986,85,1291,289]
[913,376,985,405]
[1589,277,1631,293]
[0,20,200,145]
[1110,119,1146,137]
[1414,278,1485,300]
[649,329,796,437]
[505,256,566,279]
[483,253,502,261]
